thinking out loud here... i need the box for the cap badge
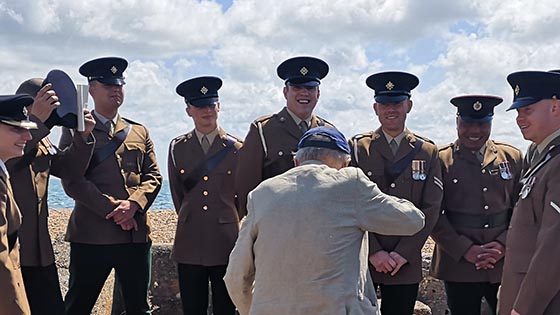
[110,66,118,74]
[200,86,208,95]
[473,101,482,111]
[514,85,520,96]
[300,67,309,76]
[386,81,395,90]
[22,106,28,117]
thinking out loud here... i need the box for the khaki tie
[201,135,211,154]
[389,139,398,156]
[105,120,114,137]
[299,121,308,133]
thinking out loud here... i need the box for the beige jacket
[224,161,425,315]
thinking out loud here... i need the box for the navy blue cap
[79,57,127,86]
[277,56,329,87]
[506,71,560,111]
[15,78,43,97]
[549,69,560,74]
[176,76,222,107]
[298,126,350,154]
[366,71,419,103]
[43,70,78,129]
[451,95,503,122]
[0,94,37,129]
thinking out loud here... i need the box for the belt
[445,211,510,229]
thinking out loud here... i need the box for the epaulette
[316,115,335,127]
[412,133,435,145]
[122,117,142,125]
[438,143,454,152]
[492,141,522,153]
[351,132,375,142]
[171,133,189,145]
[253,113,274,124]
[226,133,243,144]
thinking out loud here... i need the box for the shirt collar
[0,160,8,179]
[382,129,406,145]
[195,126,219,144]
[93,111,119,126]
[286,107,311,127]
[536,128,560,155]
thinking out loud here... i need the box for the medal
[520,176,536,199]
[499,161,513,180]
[412,160,426,181]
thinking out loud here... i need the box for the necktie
[201,135,211,154]
[105,121,114,137]
[530,148,541,168]
[299,121,308,133]
[389,139,398,155]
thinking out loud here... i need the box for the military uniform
[499,71,560,314]
[0,94,38,315]
[170,76,241,315]
[60,57,162,315]
[236,56,334,217]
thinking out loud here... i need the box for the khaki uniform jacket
[59,113,162,245]
[6,115,94,266]
[168,128,242,266]
[0,169,30,315]
[499,135,560,315]
[429,140,522,283]
[349,128,443,284]
[225,161,426,315]
[235,107,335,217]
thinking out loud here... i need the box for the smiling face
[516,99,560,144]
[89,81,125,118]
[373,99,412,137]
[283,85,320,120]
[457,117,492,151]
[0,123,32,161]
[186,102,220,133]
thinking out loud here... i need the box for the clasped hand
[369,250,408,276]
[464,241,505,270]
[105,199,140,231]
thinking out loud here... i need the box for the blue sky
[1,0,559,174]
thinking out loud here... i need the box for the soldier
[7,78,95,315]
[59,57,163,315]
[429,95,523,315]
[349,71,443,315]
[498,71,560,315]
[235,56,335,217]
[169,76,242,315]
[0,94,36,315]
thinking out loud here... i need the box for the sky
[1,0,559,175]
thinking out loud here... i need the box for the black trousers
[177,263,235,315]
[375,282,419,315]
[64,242,152,315]
[21,264,65,315]
[444,281,499,315]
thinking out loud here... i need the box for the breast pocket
[120,142,145,186]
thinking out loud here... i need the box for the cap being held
[79,57,128,86]
[176,76,222,107]
[366,71,419,103]
[451,95,503,122]
[277,56,329,87]
[298,126,350,154]
[0,94,38,129]
[506,71,560,111]
[16,78,44,97]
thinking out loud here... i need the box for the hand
[369,251,396,274]
[78,109,96,137]
[511,310,520,315]
[388,251,408,276]
[119,218,138,231]
[29,83,60,122]
[105,199,140,225]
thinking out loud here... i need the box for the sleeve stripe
[551,201,560,215]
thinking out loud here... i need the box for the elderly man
[0,94,37,315]
[59,57,162,315]
[235,56,335,217]
[225,126,425,315]
[429,95,523,315]
[498,71,560,315]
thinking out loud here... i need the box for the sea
[48,177,174,210]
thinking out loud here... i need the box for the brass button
[227,170,232,175]
[203,175,209,181]
[484,224,489,228]
[484,205,489,210]
[202,205,208,211]
[367,171,373,176]
[203,191,209,196]
[453,179,458,184]
[278,151,284,156]
[180,169,185,174]
[390,183,396,188]
[482,169,486,174]
[483,187,488,192]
